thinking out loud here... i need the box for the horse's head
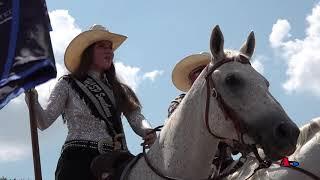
[202,25,300,161]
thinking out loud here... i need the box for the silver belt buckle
[97,137,113,154]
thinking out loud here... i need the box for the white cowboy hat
[64,24,127,73]
[172,52,211,92]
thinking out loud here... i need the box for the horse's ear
[210,25,225,63]
[239,31,255,59]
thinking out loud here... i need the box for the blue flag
[0,0,56,109]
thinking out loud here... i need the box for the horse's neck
[146,86,222,178]
[226,133,320,180]
[288,131,320,178]
[294,117,320,155]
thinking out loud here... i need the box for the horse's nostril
[275,123,288,138]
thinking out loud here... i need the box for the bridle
[204,54,251,144]
[203,55,268,179]
[123,55,320,180]
[137,55,257,180]
[203,56,320,180]
[205,56,320,180]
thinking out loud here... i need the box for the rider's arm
[25,79,69,130]
[124,108,152,137]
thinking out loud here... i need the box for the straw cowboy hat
[64,24,127,73]
[172,52,211,92]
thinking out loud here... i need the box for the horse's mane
[296,117,320,149]
[211,49,240,63]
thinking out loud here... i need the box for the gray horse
[115,25,300,180]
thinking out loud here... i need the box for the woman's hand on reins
[141,130,157,149]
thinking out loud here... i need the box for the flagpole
[28,91,42,180]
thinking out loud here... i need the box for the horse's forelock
[224,49,240,59]
[211,49,240,64]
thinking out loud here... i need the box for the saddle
[90,150,135,180]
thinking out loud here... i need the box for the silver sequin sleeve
[31,79,69,130]
[25,74,152,144]
[124,108,152,137]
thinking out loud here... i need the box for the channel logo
[280,157,299,167]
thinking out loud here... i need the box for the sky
[1,0,320,179]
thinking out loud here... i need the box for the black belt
[62,140,114,154]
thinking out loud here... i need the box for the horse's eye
[225,74,242,87]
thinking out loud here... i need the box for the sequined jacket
[30,73,152,147]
